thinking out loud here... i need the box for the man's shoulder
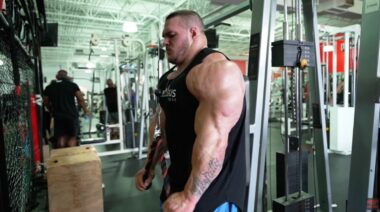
[43,84,53,94]
[202,51,228,64]
[59,80,80,92]
[194,54,236,77]
[44,83,53,90]
[45,82,59,90]
[187,57,244,96]
[63,80,79,87]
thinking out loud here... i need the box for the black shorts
[54,117,79,137]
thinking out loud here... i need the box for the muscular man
[43,70,90,148]
[135,10,247,211]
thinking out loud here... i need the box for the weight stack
[276,151,308,197]
[273,191,314,212]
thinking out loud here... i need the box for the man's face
[162,17,191,65]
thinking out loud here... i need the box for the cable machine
[319,25,360,155]
[246,0,332,211]
[80,36,147,157]
[137,44,166,159]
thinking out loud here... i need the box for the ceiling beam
[203,1,250,28]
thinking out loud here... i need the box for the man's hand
[84,110,92,117]
[135,168,154,191]
[163,192,197,212]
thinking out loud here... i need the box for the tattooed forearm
[190,158,222,197]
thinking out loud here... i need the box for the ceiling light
[123,21,138,33]
[0,59,3,66]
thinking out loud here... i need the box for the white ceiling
[41,0,362,77]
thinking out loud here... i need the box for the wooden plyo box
[42,144,50,163]
[50,146,96,158]
[47,147,103,212]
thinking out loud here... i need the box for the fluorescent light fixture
[123,21,138,33]
[0,59,3,66]
[85,69,93,73]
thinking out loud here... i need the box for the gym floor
[32,122,350,212]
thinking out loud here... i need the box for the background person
[104,78,119,124]
[43,70,90,148]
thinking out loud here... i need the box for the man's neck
[176,46,206,72]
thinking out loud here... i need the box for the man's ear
[190,27,199,38]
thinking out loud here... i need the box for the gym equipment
[80,37,133,156]
[79,35,164,158]
[347,1,380,211]
[136,42,166,159]
[276,151,308,198]
[246,0,332,211]
[319,25,360,155]
[272,0,315,210]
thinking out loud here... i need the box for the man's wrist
[144,168,155,177]
[183,189,200,206]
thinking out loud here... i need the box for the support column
[348,1,380,211]
[246,0,276,211]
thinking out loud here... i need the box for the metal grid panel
[0,31,34,212]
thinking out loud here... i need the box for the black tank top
[157,48,246,211]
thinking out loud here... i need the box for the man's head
[56,70,70,80]
[163,10,207,65]
[106,79,115,87]
[165,10,205,31]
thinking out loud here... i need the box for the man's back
[44,79,80,119]
[104,86,118,112]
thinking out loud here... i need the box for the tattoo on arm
[190,158,222,197]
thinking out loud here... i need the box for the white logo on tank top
[161,87,176,102]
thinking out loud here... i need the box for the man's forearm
[183,138,226,203]
[145,108,167,173]
[145,135,167,174]
[78,100,89,114]
[188,157,222,197]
